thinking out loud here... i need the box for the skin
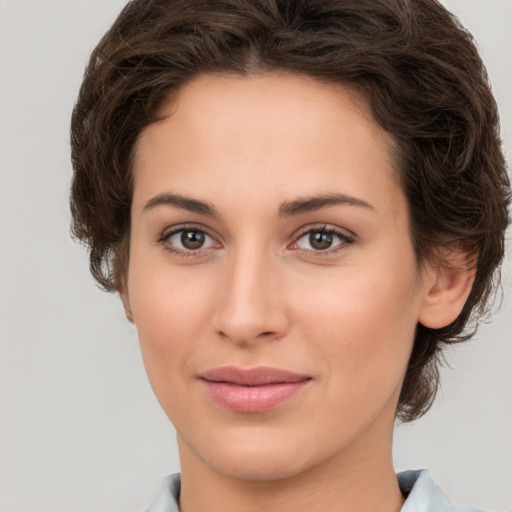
[121,72,473,512]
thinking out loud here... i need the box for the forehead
[132,72,403,218]
[137,72,394,158]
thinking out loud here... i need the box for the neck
[177,419,404,512]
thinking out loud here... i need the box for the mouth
[199,366,312,413]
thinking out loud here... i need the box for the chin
[205,450,312,483]
[179,422,336,483]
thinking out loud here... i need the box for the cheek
[127,257,218,400]
[291,258,421,397]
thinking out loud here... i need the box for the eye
[161,227,218,253]
[294,227,353,252]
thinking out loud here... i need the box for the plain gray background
[0,1,510,511]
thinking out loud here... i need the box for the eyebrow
[142,192,374,217]
[278,193,375,217]
[143,193,218,217]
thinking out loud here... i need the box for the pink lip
[199,366,312,413]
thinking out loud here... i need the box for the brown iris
[309,231,333,250]
[181,230,205,250]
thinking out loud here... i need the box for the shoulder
[398,469,486,512]
[145,473,181,512]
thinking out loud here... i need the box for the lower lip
[201,380,310,413]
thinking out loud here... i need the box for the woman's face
[124,72,435,480]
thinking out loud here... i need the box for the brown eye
[295,227,352,253]
[309,231,333,250]
[181,230,205,250]
[165,228,217,252]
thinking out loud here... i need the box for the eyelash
[157,224,217,258]
[292,225,355,256]
[156,224,355,258]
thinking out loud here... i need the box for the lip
[199,366,312,413]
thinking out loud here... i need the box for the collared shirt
[145,469,485,512]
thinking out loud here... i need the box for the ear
[118,276,135,324]
[114,235,134,323]
[418,246,477,329]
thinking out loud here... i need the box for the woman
[70,0,510,511]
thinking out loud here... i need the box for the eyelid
[157,223,221,254]
[158,223,209,241]
[290,224,356,254]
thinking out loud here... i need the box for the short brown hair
[70,0,510,421]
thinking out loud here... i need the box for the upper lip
[200,366,311,386]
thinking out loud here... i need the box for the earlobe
[418,248,477,329]
[122,301,135,323]
[118,277,135,323]
[114,235,134,323]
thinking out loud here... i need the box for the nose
[213,248,289,345]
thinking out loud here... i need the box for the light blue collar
[398,469,484,512]
[145,469,485,512]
